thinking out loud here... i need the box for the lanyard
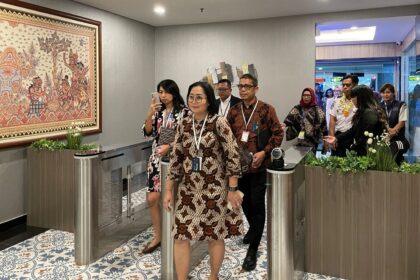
[219,97,231,117]
[192,113,208,151]
[384,101,394,119]
[241,100,259,130]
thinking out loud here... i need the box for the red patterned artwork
[0,0,101,148]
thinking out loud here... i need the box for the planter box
[27,147,78,232]
[305,166,420,280]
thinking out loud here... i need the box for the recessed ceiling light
[154,5,165,16]
[316,26,376,44]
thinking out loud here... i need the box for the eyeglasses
[237,84,255,90]
[217,88,230,92]
[342,83,352,87]
[188,95,206,103]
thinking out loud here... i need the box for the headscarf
[299,87,317,108]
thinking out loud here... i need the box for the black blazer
[216,95,241,115]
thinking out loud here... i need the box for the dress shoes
[242,247,257,271]
[243,231,251,244]
[142,241,161,254]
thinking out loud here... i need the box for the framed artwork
[0,0,101,148]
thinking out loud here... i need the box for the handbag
[157,126,176,146]
[238,144,253,174]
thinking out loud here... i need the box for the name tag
[298,131,305,139]
[192,157,202,172]
[241,131,250,142]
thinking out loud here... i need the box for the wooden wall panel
[27,148,77,232]
[305,167,420,280]
[316,43,399,60]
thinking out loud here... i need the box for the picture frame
[0,0,101,148]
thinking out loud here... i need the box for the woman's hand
[156,144,170,157]
[147,100,162,117]
[163,189,173,212]
[388,127,397,137]
[227,191,243,210]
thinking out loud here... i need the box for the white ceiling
[72,0,419,27]
[317,16,416,45]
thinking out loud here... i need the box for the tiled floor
[0,189,344,279]
[0,227,344,279]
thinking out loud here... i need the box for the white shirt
[218,96,231,117]
[329,96,355,133]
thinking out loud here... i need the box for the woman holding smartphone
[142,79,186,254]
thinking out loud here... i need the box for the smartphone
[151,92,160,104]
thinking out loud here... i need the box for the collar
[243,97,258,109]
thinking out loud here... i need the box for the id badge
[241,131,250,142]
[192,157,202,172]
[252,122,259,132]
[298,131,305,139]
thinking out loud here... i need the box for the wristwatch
[227,186,238,192]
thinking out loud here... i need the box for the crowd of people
[141,73,409,280]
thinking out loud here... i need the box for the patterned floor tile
[0,190,345,280]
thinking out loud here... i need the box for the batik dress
[143,108,184,192]
[167,113,243,241]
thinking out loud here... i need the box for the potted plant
[304,132,420,280]
[26,122,97,232]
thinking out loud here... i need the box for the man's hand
[251,151,265,168]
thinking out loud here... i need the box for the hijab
[299,88,317,108]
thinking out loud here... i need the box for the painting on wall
[0,0,101,148]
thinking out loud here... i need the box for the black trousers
[331,130,352,157]
[239,171,267,251]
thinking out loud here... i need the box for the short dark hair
[157,79,185,112]
[187,81,218,115]
[379,83,395,94]
[342,74,359,85]
[240,73,258,86]
[217,79,231,88]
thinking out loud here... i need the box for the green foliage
[399,162,420,174]
[31,138,96,151]
[31,122,97,151]
[30,139,66,151]
[305,151,373,174]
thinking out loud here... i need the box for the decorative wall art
[0,0,101,148]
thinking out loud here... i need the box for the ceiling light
[154,5,165,15]
[316,26,376,44]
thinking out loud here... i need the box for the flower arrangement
[30,122,97,151]
[365,130,397,171]
[67,122,83,150]
[305,130,420,174]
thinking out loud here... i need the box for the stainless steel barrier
[160,160,175,280]
[74,141,152,265]
[266,146,311,280]
[74,153,100,265]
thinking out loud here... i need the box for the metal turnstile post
[74,154,100,265]
[160,160,176,279]
[267,167,296,280]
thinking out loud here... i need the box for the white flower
[371,149,377,153]
[369,133,374,138]
[364,131,369,136]
[367,138,373,145]
[368,147,373,152]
